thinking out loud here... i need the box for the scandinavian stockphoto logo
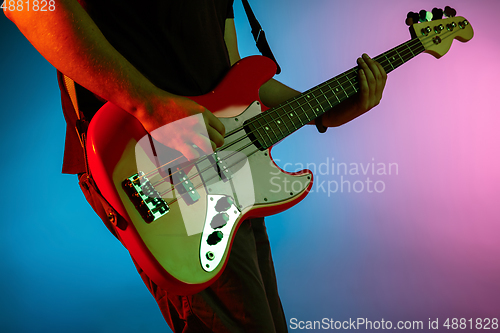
[270,157,399,196]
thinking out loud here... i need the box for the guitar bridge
[122,172,169,223]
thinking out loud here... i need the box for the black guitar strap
[241,0,281,74]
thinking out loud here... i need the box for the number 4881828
[1,0,55,11]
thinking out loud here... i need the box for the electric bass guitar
[86,15,473,295]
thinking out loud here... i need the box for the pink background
[1,0,498,331]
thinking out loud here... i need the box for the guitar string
[153,42,437,207]
[141,28,459,201]
[236,25,461,134]
[138,36,427,182]
[137,126,247,181]
[137,36,418,182]
[203,28,455,153]
[148,40,424,200]
[156,38,450,206]
[162,146,262,207]
[131,27,444,191]
[141,37,418,183]
[146,36,428,197]
[142,38,422,187]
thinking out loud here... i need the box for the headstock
[406,7,473,59]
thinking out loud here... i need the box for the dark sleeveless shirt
[61,0,234,173]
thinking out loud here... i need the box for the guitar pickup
[170,167,200,205]
[122,172,169,223]
[208,151,233,182]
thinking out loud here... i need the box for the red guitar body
[86,56,313,295]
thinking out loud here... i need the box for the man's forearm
[259,78,300,108]
[4,0,162,118]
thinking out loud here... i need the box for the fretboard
[246,38,426,149]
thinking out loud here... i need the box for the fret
[312,106,324,123]
[383,53,395,71]
[299,98,314,123]
[309,101,320,118]
[395,48,405,66]
[274,117,286,139]
[346,74,358,94]
[350,72,359,86]
[280,102,292,115]
[262,112,281,142]
[399,45,413,63]
[256,117,274,148]
[257,126,271,148]
[274,112,287,140]
[386,49,403,69]
[288,98,301,110]
[325,83,341,105]
[304,94,318,118]
[279,104,294,130]
[283,112,298,134]
[390,50,402,67]
[317,86,334,108]
[279,104,295,133]
[335,78,349,99]
[405,42,415,58]
[404,44,415,62]
[300,96,314,120]
[297,105,310,125]
[342,72,356,97]
[337,73,351,100]
[319,99,334,113]
[283,104,301,130]
[323,90,335,107]
[335,77,347,97]
[315,93,327,108]
[278,107,292,133]
[314,91,332,111]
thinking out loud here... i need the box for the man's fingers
[177,142,200,161]
[191,134,213,155]
[206,125,224,148]
[202,110,225,149]
[359,54,376,91]
[363,54,386,100]
[204,110,226,137]
[357,54,387,109]
[374,61,387,97]
[357,57,371,108]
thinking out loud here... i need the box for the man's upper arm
[224,18,241,66]
[223,18,301,107]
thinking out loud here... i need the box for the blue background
[1,0,499,332]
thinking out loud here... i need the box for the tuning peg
[406,11,420,25]
[444,6,456,17]
[419,10,433,22]
[419,10,427,21]
[431,8,443,20]
[406,12,414,26]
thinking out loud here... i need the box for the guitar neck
[248,37,425,149]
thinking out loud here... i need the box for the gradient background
[1,0,499,332]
